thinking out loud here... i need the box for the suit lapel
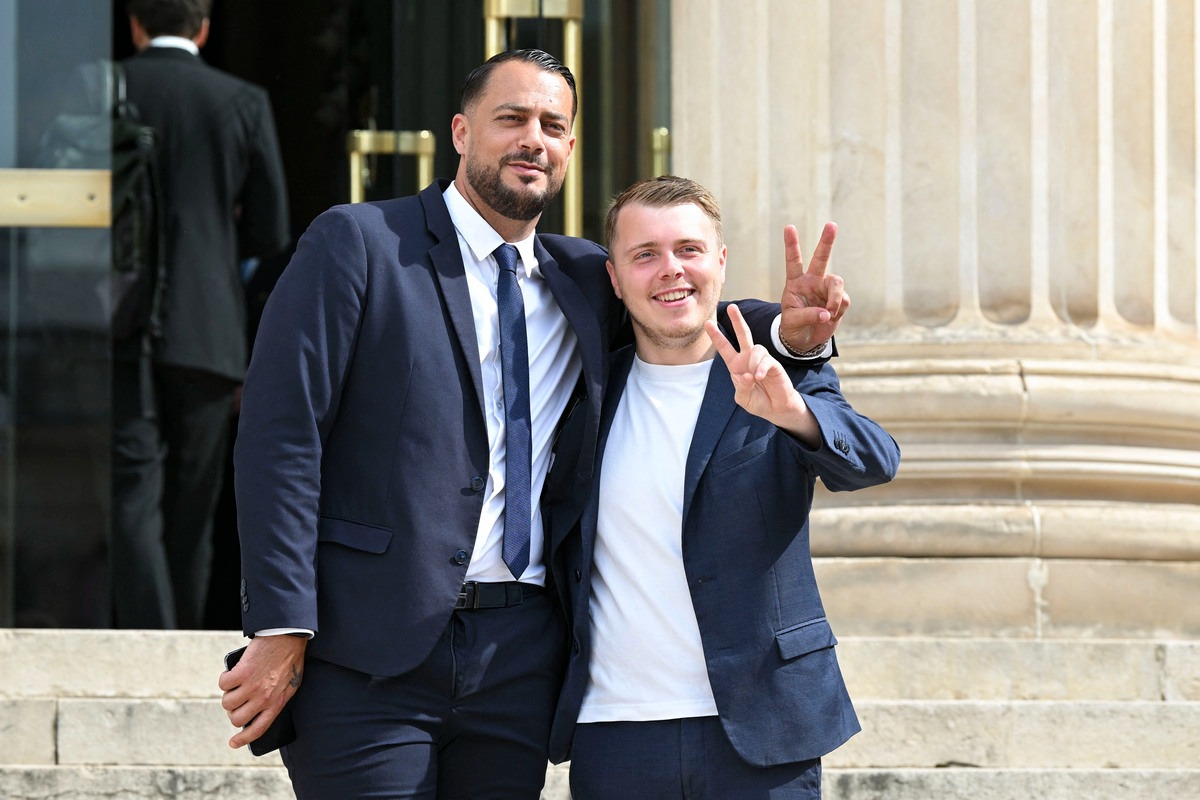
[536,238,604,395]
[422,182,487,414]
[683,357,738,516]
[563,346,635,556]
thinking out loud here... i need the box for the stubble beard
[629,287,722,356]
[467,153,562,222]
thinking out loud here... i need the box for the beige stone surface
[824,768,1200,800]
[815,558,1041,638]
[832,700,1200,769]
[836,638,1170,701]
[0,698,55,765]
[1166,641,1200,700]
[816,557,1200,640]
[57,699,277,768]
[1042,560,1200,639]
[0,767,293,800]
[0,629,243,699]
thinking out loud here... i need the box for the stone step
[824,768,1200,800]
[4,696,1197,770]
[837,637,1200,701]
[0,629,243,699]
[830,700,1200,769]
[1,766,1196,800]
[5,630,1198,702]
[813,556,1200,640]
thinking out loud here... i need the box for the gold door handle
[346,129,436,203]
[651,127,671,178]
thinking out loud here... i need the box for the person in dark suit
[111,0,289,629]
[219,50,846,799]
[544,176,901,799]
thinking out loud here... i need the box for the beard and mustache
[466,150,563,221]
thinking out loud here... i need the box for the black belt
[455,581,544,610]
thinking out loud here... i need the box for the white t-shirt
[578,355,719,723]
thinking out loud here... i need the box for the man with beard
[219,50,846,799]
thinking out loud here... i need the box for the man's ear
[606,260,622,299]
[193,18,210,48]
[451,113,469,156]
[129,16,150,50]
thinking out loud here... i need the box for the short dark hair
[460,49,578,123]
[127,0,212,38]
[604,176,724,251]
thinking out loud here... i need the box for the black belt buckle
[456,581,524,610]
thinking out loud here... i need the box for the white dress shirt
[445,182,582,585]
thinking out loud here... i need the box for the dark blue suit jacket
[546,343,901,766]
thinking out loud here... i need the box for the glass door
[0,0,115,627]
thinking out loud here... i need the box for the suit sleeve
[718,299,835,364]
[233,206,367,635]
[787,361,900,492]
[236,86,290,259]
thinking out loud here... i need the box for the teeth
[657,290,691,302]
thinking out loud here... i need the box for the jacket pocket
[709,435,770,476]
[317,516,393,554]
[776,616,838,661]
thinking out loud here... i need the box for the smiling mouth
[655,288,694,302]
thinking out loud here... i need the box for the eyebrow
[621,238,706,258]
[492,102,570,125]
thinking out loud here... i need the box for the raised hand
[706,304,819,446]
[778,222,849,354]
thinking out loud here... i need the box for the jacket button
[470,476,485,491]
[452,549,468,565]
[574,569,582,582]
[572,638,581,654]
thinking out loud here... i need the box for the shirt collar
[444,182,540,277]
[148,36,200,56]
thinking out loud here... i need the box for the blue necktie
[495,244,532,579]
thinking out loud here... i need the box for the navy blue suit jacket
[546,342,901,766]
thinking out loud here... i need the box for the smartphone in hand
[223,645,297,756]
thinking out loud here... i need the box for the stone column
[671,0,1200,639]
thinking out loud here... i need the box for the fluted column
[672,0,1200,639]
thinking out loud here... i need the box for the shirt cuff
[771,315,833,360]
[254,628,313,639]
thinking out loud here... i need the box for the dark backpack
[31,60,167,342]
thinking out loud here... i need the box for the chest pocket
[709,434,770,476]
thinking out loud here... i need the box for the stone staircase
[1,630,1197,799]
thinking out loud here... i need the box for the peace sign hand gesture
[706,304,820,446]
[778,222,849,355]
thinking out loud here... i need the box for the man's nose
[659,255,684,279]
[515,119,545,153]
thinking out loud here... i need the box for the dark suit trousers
[570,717,822,800]
[280,591,567,800]
[111,359,235,628]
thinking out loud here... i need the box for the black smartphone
[223,645,298,756]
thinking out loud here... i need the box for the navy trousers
[281,591,566,799]
[569,717,823,799]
